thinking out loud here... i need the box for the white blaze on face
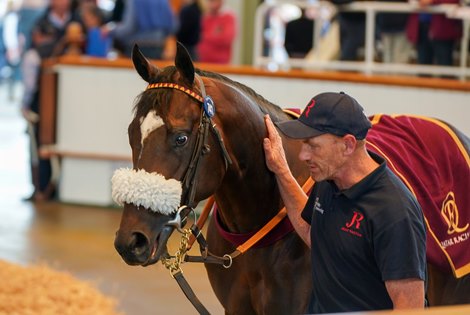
[140,110,165,145]
[112,111,182,214]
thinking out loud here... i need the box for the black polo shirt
[301,152,426,314]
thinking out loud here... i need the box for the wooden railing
[38,55,470,205]
[254,1,470,79]
[39,55,470,152]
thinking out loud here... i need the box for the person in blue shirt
[80,3,110,57]
[102,0,175,59]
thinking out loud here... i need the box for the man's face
[299,133,347,182]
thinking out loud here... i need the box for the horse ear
[175,42,195,85]
[131,44,160,83]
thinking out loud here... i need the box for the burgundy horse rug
[367,114,470,278]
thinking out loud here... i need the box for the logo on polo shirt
[313,197,324,214]
[341,210,364,237]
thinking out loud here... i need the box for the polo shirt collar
[340,151,386,200]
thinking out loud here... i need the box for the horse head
[113,43,231,266]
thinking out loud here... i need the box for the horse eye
[175,135,188,147]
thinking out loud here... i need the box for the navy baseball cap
[276,92,372,140]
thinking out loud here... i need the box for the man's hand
[263,115,290,176]
[100,22,115,38]
[263,114,311,247]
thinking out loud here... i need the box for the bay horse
[112,43,470,314]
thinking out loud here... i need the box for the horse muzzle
[114,224,174,266]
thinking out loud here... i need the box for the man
[176,0,202,61]
[284,9,314,59]
[331,0,365,61]
[21,0,78,201]
[263,92,426,313]
[406,0,461,68]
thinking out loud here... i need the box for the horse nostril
[131,231,150,256]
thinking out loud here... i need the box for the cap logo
[304,99,316,117]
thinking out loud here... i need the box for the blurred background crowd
[0,0,468,202]
[1,0,469,91]
[264,0,468,69]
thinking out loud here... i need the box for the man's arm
[263,115,311,247]
[385,279,425,309]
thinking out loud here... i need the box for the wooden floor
[0,202,223,314]
[0,83,223,314]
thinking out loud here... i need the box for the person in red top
[197,0,236,64]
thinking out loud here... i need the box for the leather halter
[146,75,232,209]
[146,75,232,315]
[145,79,313,314]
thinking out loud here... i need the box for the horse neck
[211,86,307,234]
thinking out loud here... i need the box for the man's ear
[342,134,358,155]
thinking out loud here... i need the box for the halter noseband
[146,74,232,210]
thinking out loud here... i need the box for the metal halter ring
[166,205,197,233]
[223,254,233,269]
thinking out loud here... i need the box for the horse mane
[133,66,290,122]
[196,69,288,121]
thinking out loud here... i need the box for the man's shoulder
[381,166,416,198]
[365,167,422,221]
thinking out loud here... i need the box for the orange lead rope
[187,196,215,249]
[176,177,314,314]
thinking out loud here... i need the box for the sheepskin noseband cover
[111,168,182,215]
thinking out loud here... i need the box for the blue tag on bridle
[203,96,215,118]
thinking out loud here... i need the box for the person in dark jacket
[21,0,80,201]
[284,9,315,58]
[176,0,202,61]
[330,0,365,61]
[406,0,462,66]
[376,0,411,63]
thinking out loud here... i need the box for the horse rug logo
[440,191,470,249]
[441,191,469,235]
